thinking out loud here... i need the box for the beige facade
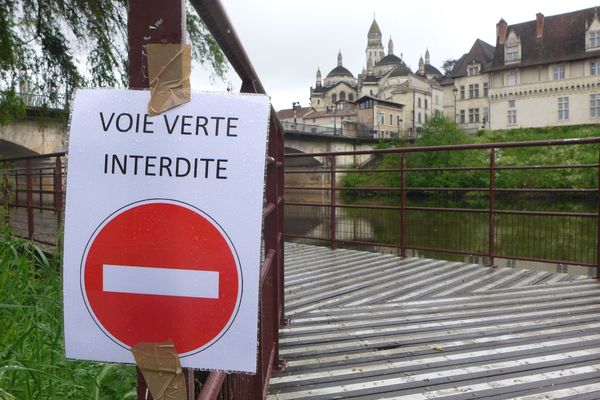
[444,8,600,132]
[489,61,600,130]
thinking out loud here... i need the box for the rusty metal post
[597,149,600,279]
[400,154,407,257]
[14,169,18,206]
[128,1,193,399]
[2,162,9,225]
[25,160,34,239]
[488,147,496,267]
[330,155,337,250]
[54,156,64,225]
[38,168,43,209]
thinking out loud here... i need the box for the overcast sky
[191,1,598,111]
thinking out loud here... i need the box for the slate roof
[326,65,355,78]
[424,63,443,77]
[490,7,600,71]
[451,39,495,78]
[362,75,380,83]
[375,54,403,66]
[388,63,413,77]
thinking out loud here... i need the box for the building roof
[357,95,404,109]
[362,75,380,83]
[277,107,312,120]
[368,19,382,36]
[326,65,355,79]
[424,63,443,77]
[490,7,600,71]
[375,53,403,66]
[451,39,495,78]
[388,63,413,77]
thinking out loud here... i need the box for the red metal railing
[1,152,65,247]
[285,137,600,279]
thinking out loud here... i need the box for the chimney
[497,18,507,44]
[536,13,544,38]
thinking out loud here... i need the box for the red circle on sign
[81,199,241,355]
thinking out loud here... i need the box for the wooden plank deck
[269,243,600,400]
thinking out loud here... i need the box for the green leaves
[0,0,227,122]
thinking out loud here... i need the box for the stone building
[307,18,443,139]
[442,39,495,132]
[444,7,600,131]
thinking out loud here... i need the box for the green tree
[0,0,227,120]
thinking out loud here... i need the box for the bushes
[341,117,600,198]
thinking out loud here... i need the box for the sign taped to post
[63,89,270,372]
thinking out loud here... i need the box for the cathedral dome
[388,63,413,77]
[326,65,355,78]
[375,53,403,66]
[424,64,443,77]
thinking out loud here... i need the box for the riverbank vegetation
[341,117,600,203]
[0,227,135,399]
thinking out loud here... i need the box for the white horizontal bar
[103,264,219,299]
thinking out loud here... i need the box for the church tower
[366,17,384,68]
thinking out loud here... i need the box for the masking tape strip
[131,339,188,400]
[147,43,192,116]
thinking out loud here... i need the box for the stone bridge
[284,127,379,168]
[0,94,67,158]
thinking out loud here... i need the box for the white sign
[63,89,270,373]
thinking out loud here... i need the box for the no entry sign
[63,89,269,372]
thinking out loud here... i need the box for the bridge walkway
[269,243,600,399]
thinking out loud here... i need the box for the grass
[0,224,136,399]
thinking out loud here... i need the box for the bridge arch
[0,114,66,156]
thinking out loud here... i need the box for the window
[505,71,517,86]
[469,84,480,99]
[507,110,517,124]
[425,99,428,109]
[467,65,480,76]
[505,45,520,62]
[505,31,521,63]
[339,91,346,101]
[418,112,422,124]
[469,108,480,123]
[459,110,465,124]
[507,100,516,125]
[590,31,600,48]
[483,107,489,124]
[332,94,337,103]
[553,66,565,80]
[592,61,600,75]
[389,114,393,125]
[379,113,385,124]
[435,95,440,105]
[591,94,600,117]
[418,97,422,108]
[460,86,465,100]
[483,82,489,97]
[348,93,354,101]
[558,97,569,120]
